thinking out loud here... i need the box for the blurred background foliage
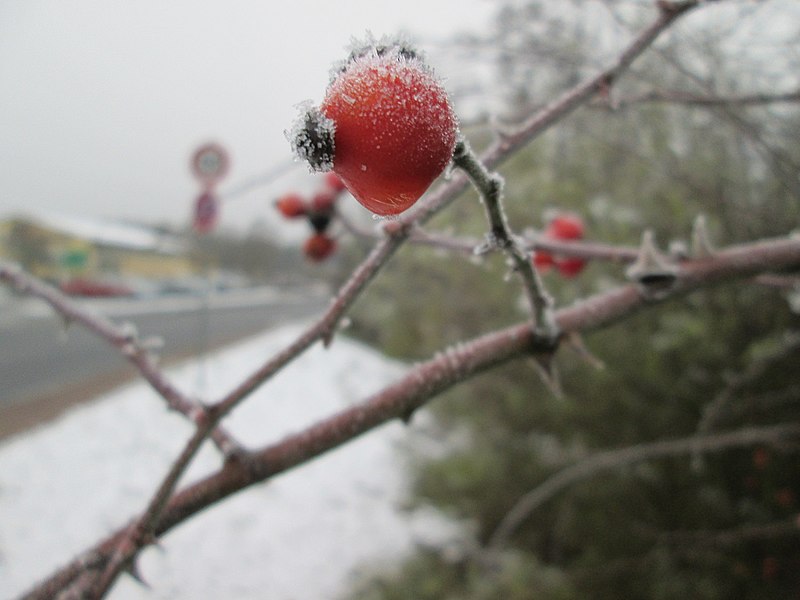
[341,1,800,598]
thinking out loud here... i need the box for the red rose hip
[275,193,307,219]
[533,213,588,278]
[303,233,337,262]
[290,42,458,216]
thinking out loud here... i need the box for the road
[0,286,328,439]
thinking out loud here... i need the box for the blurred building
[0,213,194,291]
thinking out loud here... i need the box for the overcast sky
[0,1,496,233]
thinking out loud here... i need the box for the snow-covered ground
[0,320,459,600]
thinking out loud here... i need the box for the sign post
[189,142,229,234]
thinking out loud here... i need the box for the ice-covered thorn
[400,405,417,425]
[691,214,715,258]
[529,354,562,398]
[472,240,493,256]
[565,332,605,370]
[119,321,139,343]
[120,343,138,358]
[488,114,515,143]
[626,230,678,299]
[126,560,150,588]
[59,314,73,333]
[668,239,689,261]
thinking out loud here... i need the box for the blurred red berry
[275,193,307,219]
[532,251,555,271]
[291,41,458,216]
[303,233,337,262]
[324,172,347,194]
[775,488,794,508]
[311,190,337,213]
[557,256,587,277]
[742,474,759,491]
[532,213,587,278]
[547,213,585,240]
[752,447,770,470]
[762,556,779,581]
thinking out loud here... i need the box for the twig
[697,331,800,434]
[452,138,558,340]
[656,518,800,548]
[595,88,800,110]
[0,262,243,458]
[78,232,411,596]
[86,422,215,598]
[486,422,800,551]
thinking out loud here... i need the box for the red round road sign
[191,142,230,186]
[192,190,220,234]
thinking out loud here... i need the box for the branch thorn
[626,229,678,299]
[126,560,151,588]
[529,353,562,398]
[691,214,715,258]
[565,332,605,371]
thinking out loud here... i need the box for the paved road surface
[0,286,327,439]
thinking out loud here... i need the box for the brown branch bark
[21,233,800,599]
[453,139,558,339]
[656,518,800,548]
[6,2,763,596]
[596,88,800,110]
[0,263,243,457]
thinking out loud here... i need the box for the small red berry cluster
[274,172,347,262]
[532,213,588,278]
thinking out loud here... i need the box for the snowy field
[0,320,458,599]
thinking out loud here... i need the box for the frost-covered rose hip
[290,41,458,216]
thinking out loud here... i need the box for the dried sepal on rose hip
[289,38,458,216]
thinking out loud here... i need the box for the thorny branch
[0,263,244,458]
[5,1,786,597]
[17,232,800,600]
[69,4,710,594]
[452,138,558,341]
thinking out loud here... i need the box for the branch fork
[452,138,559,344]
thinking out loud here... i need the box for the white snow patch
[0,321,461,599]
